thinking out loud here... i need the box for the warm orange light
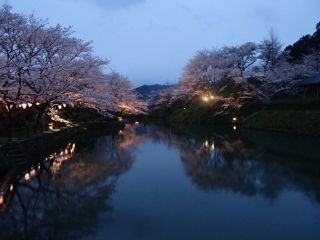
[22,103,27,109]
[202,96,209,102]
[0,194,3,205]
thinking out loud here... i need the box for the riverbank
[243,98,320,137]
[151,96,246,124]
[0,121,124,166]
[244,110,320,137]
[150,97,320,137]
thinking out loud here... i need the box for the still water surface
[1,124,320,240]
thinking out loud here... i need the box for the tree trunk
[35,104,47,130]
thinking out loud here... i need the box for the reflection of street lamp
[30,169,36,177]
[211,143,215,150]
[232,117,237,122]
[24,173,30,182]
[233,126,237,130]
[0,194,3,205]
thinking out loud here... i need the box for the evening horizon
[6,0,320,86]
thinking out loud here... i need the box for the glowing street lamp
[232,117,237,122]
[58,105,62,110]
[233,126,237,130]
[27,103,32,108]
[202,96,209,102]
[21,103,27,109]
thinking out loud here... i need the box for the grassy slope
[167,97,225,124]
[245,110,320,136]
[245,98,320,136]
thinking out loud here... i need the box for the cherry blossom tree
[105,71,148,116]
[0,5,34,124]
[0,5,144,129]
[175,49,234,99]
[224,42,258,77]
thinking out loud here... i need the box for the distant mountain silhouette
[135,84,171,100]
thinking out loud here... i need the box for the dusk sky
[5,0,320,86]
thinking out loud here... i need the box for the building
[296,73,320,97]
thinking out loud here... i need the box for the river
[1,123,320,240]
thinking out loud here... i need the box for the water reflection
[142,124,320,203]
[0,127,142,240]
[1,124,320,239]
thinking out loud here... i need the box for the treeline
[0,5,146,128]
[150,23,320,118]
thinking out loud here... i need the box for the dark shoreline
[0,121,124,166]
